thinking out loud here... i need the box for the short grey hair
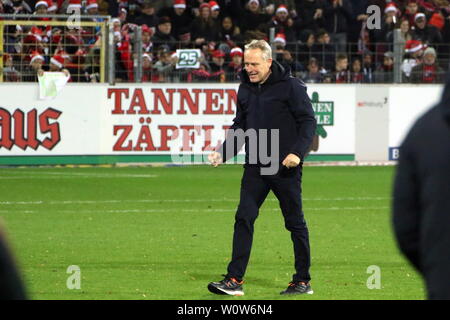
[244,39,272,61]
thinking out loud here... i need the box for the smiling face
[244,48,272,83]
[400,19,410,33]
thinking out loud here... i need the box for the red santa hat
[35,0,48,8]
[30,51,45,64]
[50,55,65,69]
[141,24,154,36]
[142,53,152,62]
[405,40,424,53]
[199,2,210,10]
[212,50,225,58]
[274,33,286,45]
[414,12,426,22]
[47,0,57,12]
[276,5,288,14]
[209,1,220,11]
[248,0,259,5]
[67,0,82,11]
[230,47,243,57]
[173,0,186,9]
[384,3,397,14]
[86,0,98,10]
[25,26,43,42]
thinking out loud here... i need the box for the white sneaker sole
[208,283,245,296]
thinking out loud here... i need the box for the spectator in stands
[141,53,158,82]
[3,53,21,82]
[297,30,315,66]
[387,18,414,43]
[401,39,425,81]
[404,0,420,26]
[86,0,99,15]
[141,24,154,53]
[218,16,244,50]
[151,16,177,51]
[373,3,400,43]
[348,0,369,54]
[266,4,296,43]
[34,0,49,14]
[153,46,178,82]
[157,0,194,38]
[83,47,101,82]
[175,27,193,49]
[312,29,336,72]
[302,57,323,83]
[279,49,304,78]
[208,49,227,82]
[323,0,353,53]
[410,46,444,83]
[264,0,297,16]
[134,0,159,28]
[272,32,288,60]
[210,1,221,22]
[23,51,45,82]
[362,52,375,83]
[49,54,69,74]
[294,0,325,38]
[114,31,133,82]
[411,12,443,45]
[333,53,350,83]
[375,51,395,83]
[225,46,243,82]
[350,58,364,83]
[238,0,272,35]
[191,2,220,46]
[2,0,32,14]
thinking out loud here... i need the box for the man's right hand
[208,152,223,167]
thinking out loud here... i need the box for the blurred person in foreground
[393,72,450,300]
[0,223,27,300]
[207,39,316,296]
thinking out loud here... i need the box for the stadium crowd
[1,0,450,83]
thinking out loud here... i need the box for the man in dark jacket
[323,0,353,53]
[151,16,177,51]
[207,39,317,296]
[393,73,450,300]
[134,0,159,28]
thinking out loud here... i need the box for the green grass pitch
[0,165,424,300]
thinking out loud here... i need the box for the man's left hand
[282,154,301,168]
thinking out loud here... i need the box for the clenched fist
[282,153,301,168]
[208,152,223,167]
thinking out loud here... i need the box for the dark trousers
[227,165,311,283]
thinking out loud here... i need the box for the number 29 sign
[175,49,201,69]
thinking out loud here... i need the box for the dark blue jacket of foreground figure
[393,73,450,300]
[219,61,317,166]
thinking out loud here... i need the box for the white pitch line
[0,206,390,214]
[0,172,158,179]
[0,197,391,206]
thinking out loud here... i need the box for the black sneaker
[208,275,244,296]
[280,281,313,295]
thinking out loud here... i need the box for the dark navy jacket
[393,74,450,299]
[219,61,316,167]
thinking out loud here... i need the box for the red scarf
[422,64,437,83]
